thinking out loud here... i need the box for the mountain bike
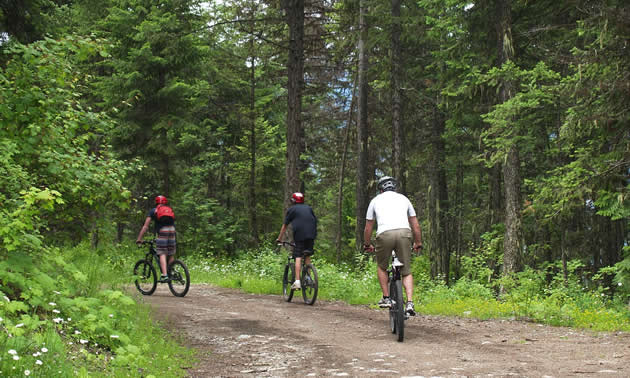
[278,241,318,305]
[134,240,190,297]
[388,251,406,342]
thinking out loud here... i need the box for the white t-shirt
[365,191,416,235]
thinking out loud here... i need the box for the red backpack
[155,204,175,221]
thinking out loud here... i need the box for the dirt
[140,284,630,377]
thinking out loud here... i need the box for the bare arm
[363,219,375,251]
[136,217,152,244]
[408,215,423,251]
[276,223,288,242]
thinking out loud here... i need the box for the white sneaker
[291,280,301,290]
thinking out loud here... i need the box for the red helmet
[155,195,168,205]
[291,192,305,204]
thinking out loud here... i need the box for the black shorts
[293,239,314,258]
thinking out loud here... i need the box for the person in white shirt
[363,176,423,316]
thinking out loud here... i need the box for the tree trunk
[284,0,306,209]
[391,0,405,192]
[248,38,259,246]
[428,110,450,284]
[495,0,522,276]
[356,0,370,247]
[336,81,356,263]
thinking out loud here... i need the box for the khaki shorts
[375,228,412,276]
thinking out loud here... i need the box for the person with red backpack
[136,195,176,283]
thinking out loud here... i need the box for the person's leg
[295,257,302,281]
[159,254,168,276]
[377,266,389,296]
[402,274,413,302]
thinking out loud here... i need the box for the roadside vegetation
[188,244,630,333]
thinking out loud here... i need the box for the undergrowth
[188,245,630,333]
[0,242,195,377]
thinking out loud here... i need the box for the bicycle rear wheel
[389,278,396,334]
[393,279,405,342]
[282,263,295,302]
[134,260,157,295]
[168,259,190,297]
[301,264,318,305]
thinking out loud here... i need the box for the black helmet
[377,176,397,192]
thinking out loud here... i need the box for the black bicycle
[388,251,406,342]
[278,241,318,305]
[134,240,190,297]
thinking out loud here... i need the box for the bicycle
[388,251,406,342]
[134,240,190,297]
[278,241,318,305]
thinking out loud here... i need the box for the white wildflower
[67,318,71,322]
[32,352,41,357]
[110,335,119,339]
[13,355,19,361]
[41,348,48,353]
[618,282,622,286]
[15,323,24,328]
[68,342,73,345]
[24,370,30,376]
[74,330,81,335]
[8,350,17,355]
[48,302,56,306]
[53,318,63,323]
[53,291,61,294]
[52,309,60,314]
[80,339,88,344]
[109,314,114,318]
[36,360,42,365]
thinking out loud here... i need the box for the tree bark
[495,0,522,276]
[284,0,306,209]
[428,110,450,284]
[248,36,259,246]
[336,81,357,263]
[356,0,370,247]
[391,0,405,192]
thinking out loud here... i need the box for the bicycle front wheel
[301,264,318,305]
[393,279,405,342]
[282,263,295,302]
[168,259,190,297]
[134,260,157,295]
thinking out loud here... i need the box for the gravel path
[141,284,630,377]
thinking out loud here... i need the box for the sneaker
[159,275,169,283]
[291,280,301,290]
[378,297,392,308]
[405,301,416,316]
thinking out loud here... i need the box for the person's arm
[408,215,423,251]
[136,217,152,244]
[363,219,375,252]
[277,223,288,243]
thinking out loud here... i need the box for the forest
[0,0,628,375]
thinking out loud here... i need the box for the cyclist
[276,192,318,290]
[363,176,423,316]
[136,195,176,283]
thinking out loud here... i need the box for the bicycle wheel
[301,264,318,305]
[282,263,295,302]
[393,279,405,342]
[168,259,190,297]
[389,278,396,334]
[134,260,157,295]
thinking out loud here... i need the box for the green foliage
[0,243,194,377]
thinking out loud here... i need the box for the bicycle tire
[389,277,396,334]
[134,259,157,295]
[394,279,405,342]
[301,264,318,305]
[167,259,190,297]
[282,263,295,302]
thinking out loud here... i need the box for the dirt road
[142,284,630,377]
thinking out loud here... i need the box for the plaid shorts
[156,226,176,256]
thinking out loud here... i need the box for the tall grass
[188,246,630,332]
